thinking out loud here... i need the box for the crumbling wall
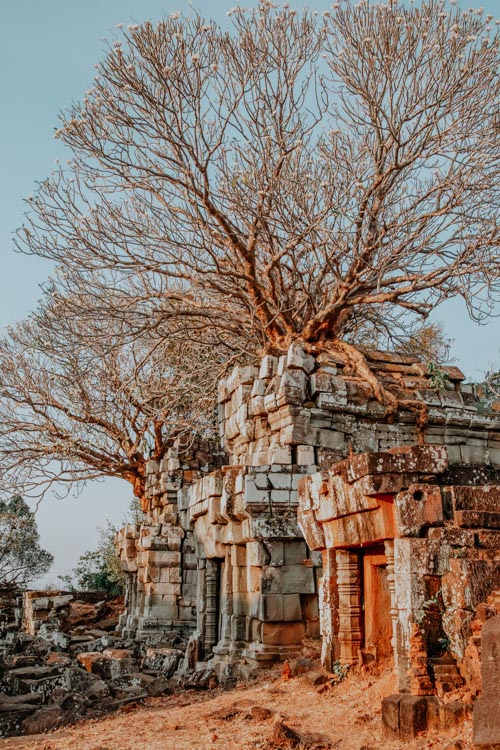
[178,465,322,671]
[23,591,74,636]
[115,437,224,641]
[116,343,500,689]
[217,344,499,470]
[298,447,500,689]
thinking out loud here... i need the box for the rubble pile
[0,591,211,738]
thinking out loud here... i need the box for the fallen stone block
[272,719,304,748]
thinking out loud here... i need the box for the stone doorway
[361,545,393,663]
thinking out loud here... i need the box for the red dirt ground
[0,665,473,750]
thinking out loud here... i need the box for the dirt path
[0,667,473,750]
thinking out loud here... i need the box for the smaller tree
[59,522,124,596]
[477,368,500,412]
[0,496,54,587]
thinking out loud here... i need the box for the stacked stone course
[116,343,499,739]
[115,438,224,641]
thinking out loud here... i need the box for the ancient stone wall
[116,343,500,693]
[115,437,224,641]
[298,447,500,691]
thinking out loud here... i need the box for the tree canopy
[0,292,218,500]
[20,0,499,359]
[5,0,499,497]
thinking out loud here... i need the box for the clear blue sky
[0,0,498,584]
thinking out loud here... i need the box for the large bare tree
[19,0,499,414]
[0,289,218,503]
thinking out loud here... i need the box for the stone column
[319,549,339,671]
[384,540,399,675]
[204,558,220,657]
[336,550,363,665]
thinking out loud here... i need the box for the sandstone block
[454,510,500,529]
[450,485,500,513]
[475,530,500,549]
[261,564,315,595]
[259,354,279,379]
[286,343,315,374]
[398,695,432,739]
[395,484,443,537]
[269,444,292,464]
[348,445,448,481]
[297,445,315,465]
[297,504,326,551]
[284,541,308,565]
[428,527,475,547]
[316,391,346,409]
[265,541,285,566]
[317,429,345,450]
[247,541,268,566]
[262,621,305,646]
[231,544,247,567]
[259,595,284,622]
[269,473,292,490]
[263,393,279,413]
[271,489,291,506]
[283,594,302,621]
[473,615,500,747]
[244,477,270,509]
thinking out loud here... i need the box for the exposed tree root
[306,339,429,444]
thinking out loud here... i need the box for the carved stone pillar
[204,559,220,657]
[336,550,363,665]
[384,540,399,673]
[319,549,339,671]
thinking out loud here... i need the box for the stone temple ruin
[115,343,500,742]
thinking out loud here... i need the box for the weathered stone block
[259,354,278,380]
[475,530,500,549]
[264,541,285,566]
[262,621,305,646]
[247,541,268,567]
[271,489,291,508]
[231,615,247,641]
[284,541,308,565]
[261,564,315,595]
[398,695,431,739]
[286,343,315,374]
[394,484,443,537]
[269,473,292,490]
[348,445,448,482]
[296,445,315,465]
[454,510,500,529]
[317,429,345,450]
[382,694,403,739]
[283,594,302,621]
[297,504,325,551]
[232,566,247,594]
[427,527,475,547]
[441,701,472,731]
[242,515,301,540]
[247,566,261,593]
[259,595,284,622]
[269,444,292,464]
[473,615,500,747]
[230,545,247,567]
